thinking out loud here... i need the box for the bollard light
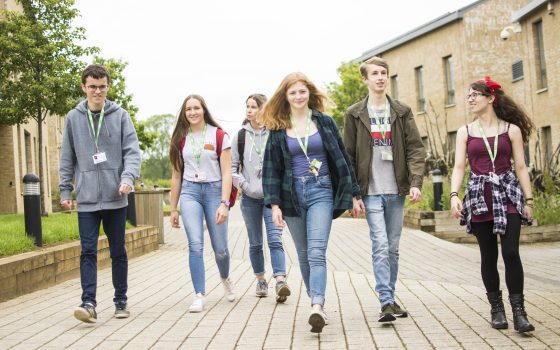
[22,173,42,246]
[432,169,443,211]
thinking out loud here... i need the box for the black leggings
[471,214,524,294]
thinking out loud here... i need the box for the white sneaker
[189,293,205,313]
[222,278,236,302]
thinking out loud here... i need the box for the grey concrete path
[0,206,559,349]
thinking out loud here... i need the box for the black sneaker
[74,302,97,323]
[114,302,130,319]
[378,303,396,322]
[392,302,408,318]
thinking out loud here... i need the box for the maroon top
[466,123,518,222]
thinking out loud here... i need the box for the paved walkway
[0,206,559,349]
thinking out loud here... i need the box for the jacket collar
[355,94,406,131]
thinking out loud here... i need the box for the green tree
[326,61,368,130]
[92,57,155,151]
[0,0,97,214]
[140,113,175,181]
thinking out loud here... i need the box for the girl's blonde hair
[259,72,328,130]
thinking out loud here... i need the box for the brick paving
[0,206,559,349]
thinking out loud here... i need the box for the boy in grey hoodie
[59,64,141,323]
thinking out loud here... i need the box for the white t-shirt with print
[368,101,399,195]
[182,125,231,182]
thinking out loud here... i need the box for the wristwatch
[220,199,231,207]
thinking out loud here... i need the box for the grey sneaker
[74,302,97,323]
[378,303,396,322]
[275,281,291,303]
[256,280,268,297]
[308,309,327,333]
[392,302,408,318]
[114,302,130,319]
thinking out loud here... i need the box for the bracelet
[525,203,534,208]
[525,197,534,202]
[450,192,458,198]
[170,209,178,212]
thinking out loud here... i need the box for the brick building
[356,0,559,171]
[0,0,63,214]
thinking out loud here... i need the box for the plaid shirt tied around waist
[460,170,532,235]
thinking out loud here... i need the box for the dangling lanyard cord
[87,108,105,153]
[477,119,501,173]
[290,109,312,164]
[367,98,390,142]
[188,123,207,169]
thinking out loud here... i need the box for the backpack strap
[216,128,225,158]
[237,128,246,171]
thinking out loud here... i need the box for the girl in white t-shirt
[169,94,235,313]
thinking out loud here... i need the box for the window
[415,66,425,112]
[24,131,32,175]
[390,75,399,100]
[542,126,552,169]
[533,20,547,89]
[524,144,530,167]
[443,56,455,105]
[512,60,524,81]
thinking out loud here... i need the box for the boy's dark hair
[81,64,111,84]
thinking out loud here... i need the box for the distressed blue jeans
[284,175,333,306]
[180,180,230,294]
[241,195,286,277]
[363,194,405,306]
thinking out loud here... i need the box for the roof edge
[355,0,486,62]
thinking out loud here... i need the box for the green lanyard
[477,119,501,171]
[367,98,390,140]
[87,108,105,150]
[290,109,312,162]
[188,123,207,168]
[247,131,268,162]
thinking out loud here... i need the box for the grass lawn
[0,212,131,257]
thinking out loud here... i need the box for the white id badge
[489,172,500,185]
[92,152,107,164]
[194,171,207,182]
[381,150,393,161]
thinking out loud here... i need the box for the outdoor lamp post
[22,173,42,246]
[432,169,443,211]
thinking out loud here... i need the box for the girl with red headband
[450,76,536,333]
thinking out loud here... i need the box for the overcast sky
[73,0,475,134]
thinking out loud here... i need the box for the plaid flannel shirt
[262,110,361,219]
[460,169,531,235]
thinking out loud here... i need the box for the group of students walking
[60,58,536,335]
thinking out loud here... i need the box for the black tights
[471,214,524,294]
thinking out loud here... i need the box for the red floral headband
[478,76,501,106]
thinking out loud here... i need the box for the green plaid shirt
[262,110,360,218]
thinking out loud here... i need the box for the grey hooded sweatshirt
[231,123,269,199]
[59,100,141,212]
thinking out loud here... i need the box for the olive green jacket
[343,95,426,196]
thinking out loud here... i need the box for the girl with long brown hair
[169,94,236,313]
[450,77,535,333]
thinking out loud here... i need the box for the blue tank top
[287,132,329,177]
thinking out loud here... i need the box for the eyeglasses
[465,91,486,100]
[86,85,109,92]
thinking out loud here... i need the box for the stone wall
[0,225,159,302]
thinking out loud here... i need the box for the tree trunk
[37,109,47,216]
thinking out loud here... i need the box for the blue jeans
[241,195,286,277]
[364,195,406,306]
[78,207,128,306]
[180,180,230,294]
[284,175,333,306]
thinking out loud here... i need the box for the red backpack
[180,128,238,207]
